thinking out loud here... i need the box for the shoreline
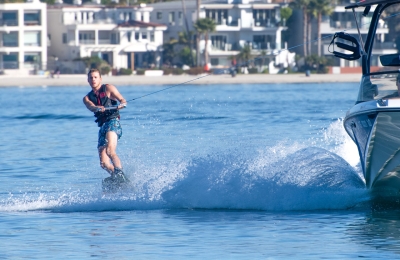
[0,73,362,87]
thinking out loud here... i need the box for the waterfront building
[0,0,47,75]
[148,0,290,72]
[47,1,166,74]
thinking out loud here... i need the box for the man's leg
[98,146,114,175]
[105,131,122,170]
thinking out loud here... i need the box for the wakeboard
[102,173,130,193]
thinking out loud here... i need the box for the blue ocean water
[1,81,400,258]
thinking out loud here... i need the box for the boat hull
[344,99,400,197]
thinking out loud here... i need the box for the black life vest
[87,84,120,127]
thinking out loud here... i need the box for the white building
[0,0,47,75]
[47,1,167,73]
[149,0,288,70]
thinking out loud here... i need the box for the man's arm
[83,95,103,112]
[106,84,127,109]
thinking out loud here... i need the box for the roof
[345,0,400,9]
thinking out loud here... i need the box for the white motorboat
[333,0,400,199]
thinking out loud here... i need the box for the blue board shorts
[98,118,122,148]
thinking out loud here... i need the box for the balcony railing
[0,20,18,26]
[0,61,19,69]
[1,41,19,47]
[79,39,95,45]
[24,21,40,26]
[98,39,111,44]
[24,42,40,47]
[373,42,396,49]
[253,19,277,28]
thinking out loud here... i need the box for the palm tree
[162,38,178,66]
[178,31,195,66]
[194,18,216,67]
[181,0,194,66]
[310,0,333,56]
[196,0,201,67]
[237,44,252,70]
[290,0,310,56]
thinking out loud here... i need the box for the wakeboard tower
[331,0,400,201]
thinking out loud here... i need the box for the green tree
[40,0,55,4]
[304,54,333,73]
[178,31,195,66]
[74,56,110,74]
[180,46,193,66]
[237,44,252,68]
[280,7,293,26]
[310,0,333,56]
[194,18,216,66]
[162,38,178,66]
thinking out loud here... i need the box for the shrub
[172,68,184,75]
[248,68,258,74]
[135,69,145,75]
[163,68,173,75]
[100,66,111,75]
[187,67,205,75]
[119,68,132,75]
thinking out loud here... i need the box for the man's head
[87,68,102,89]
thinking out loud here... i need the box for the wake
[0,120,369,212]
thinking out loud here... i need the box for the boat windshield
[357,73,400,102]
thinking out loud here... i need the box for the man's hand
[95,106,105,112]
[118,103,127,110]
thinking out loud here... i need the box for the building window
[79,32,95,44]
[111,33,120,44]
[150,32,154,42]
[62,33,67,44]
[24,53,40,63]
[24,11,41,26]
[253,9,276,27]
[205,9,227,25]
[157,12,162,20]
[127,31,132,42]
[2,12,18,26]
[135,32,139,41]
[142,32,147,40]
[3,52,18,69]
[3,32,18,47]
[169,12,175,25]
[211,58,219,66]
[178,12,183,26]
[211,35,227,51]
[253,35,266,49]
[24,31,41,46]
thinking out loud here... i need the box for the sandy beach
[0,73,362,87]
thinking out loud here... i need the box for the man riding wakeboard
[83,68,129,191]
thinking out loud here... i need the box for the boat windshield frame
[355,1,400,103]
